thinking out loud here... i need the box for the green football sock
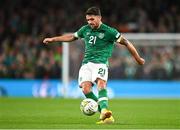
[85,91,98,101]
[84,91,101,112]
[98,89,108,111]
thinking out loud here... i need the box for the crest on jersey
[98,33,104,39]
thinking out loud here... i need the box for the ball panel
[80,98,98,116]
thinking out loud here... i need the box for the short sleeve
[74,25,86,38]
[109,28,121,42]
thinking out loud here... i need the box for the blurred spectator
[0,0,180,80]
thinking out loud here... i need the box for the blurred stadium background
[0,0,180,129]
[0,0,179,98]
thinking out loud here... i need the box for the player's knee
[81,82,92,94]
[82,86,91,94]
[97,79,106,90]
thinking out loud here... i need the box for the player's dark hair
[86,6,101,16]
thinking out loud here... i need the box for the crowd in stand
[0,0,179,80]
[108,44,180,80]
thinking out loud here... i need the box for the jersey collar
[90,23,105,31]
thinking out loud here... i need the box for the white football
[80,98,98,116]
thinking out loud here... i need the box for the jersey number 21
[89,36,97,44]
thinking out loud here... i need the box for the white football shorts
[78,62,108,86]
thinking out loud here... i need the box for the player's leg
[78,63,100,112]
[81,82,101,112]
[90,62,114,124]
[97,78,111,118]
[91,63,109,115]
[96,78,114,124]
[80,81,98,102]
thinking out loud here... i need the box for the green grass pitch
[0,98,180,129]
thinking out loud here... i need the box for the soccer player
[43,7,145,124]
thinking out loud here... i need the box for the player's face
[86,15,102,29]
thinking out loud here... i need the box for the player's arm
[117,35,145,65]
[43,33,77,44]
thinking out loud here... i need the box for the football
[80,98,98,116]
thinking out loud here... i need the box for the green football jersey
[74,23,121,65]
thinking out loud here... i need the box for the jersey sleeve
[74,25,86,38]
[109,27,121,42]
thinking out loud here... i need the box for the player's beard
[90,23,98,29]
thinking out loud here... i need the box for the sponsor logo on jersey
[86,32,90,36]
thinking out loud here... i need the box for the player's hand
[137,57,145,65]
[43,38,54,44]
